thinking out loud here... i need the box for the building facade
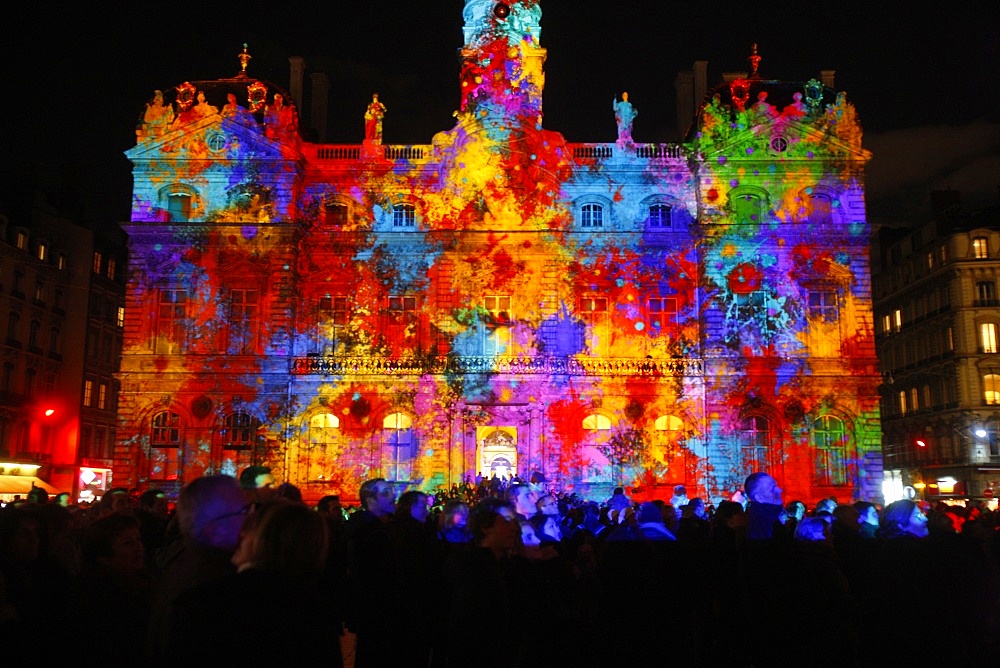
[116,1,881,503]
[0,204,126,499]
[875,195,1000,504]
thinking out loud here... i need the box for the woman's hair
[82,512,140,563]
[879,499,918,539]
[243,500,329,581]
[394,490,428,520]
[794,516,829,542]
[439,499,469,530]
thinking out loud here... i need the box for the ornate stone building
[117,1,881,503]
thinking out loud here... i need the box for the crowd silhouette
[2,469,999,666]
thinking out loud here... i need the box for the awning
[0,475,62,495]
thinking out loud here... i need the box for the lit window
[392,204,416,228]
[973,237,989,259]
[985,375,1000,406]
[302,413,340,482]
[648,296,678,328]
[813,415,847,486]
[156,289,188,354]
[107,259,116,280]
[383,412,413,482]
[582,414,613,482]
[926,252,934,270]
[36,241,47,261]
[581,296,608,355]
[150,411,181,481]
[117,306,125,327]
[910,387,918,412]
[893,309,902,332]
[220,412,262,450]
[881,314,891,334]
[227,289,259,355]
[981,323,998,354]
[93,252,102,274]
[898,390,907,415]
[15,231,27,250]
[651,414,684,467]
[84,380,93,407]
[647,204,671,229]
[484,295,511,355]
[581,203,604,228]
[98,383,107,410]
[57,254,67,270]
[939,245,948,264]
[167,193,192,222]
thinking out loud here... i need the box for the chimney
[288,57,305,108]
[820,69,835,89]
[310,72,329,143]
[693,60,708,111]
[675,60,709,138]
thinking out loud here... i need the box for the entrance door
[477,427,518,480]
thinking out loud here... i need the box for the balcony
[305,143,685,166]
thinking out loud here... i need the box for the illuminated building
[116,1,882,503]
[0,204,125,499]
[875,192,1000,504]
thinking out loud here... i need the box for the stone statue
[138,90,174,139]
[192,91,219,119]
[613,92,637,144]
[365,93,387,144]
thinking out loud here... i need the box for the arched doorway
[477,427,518,480]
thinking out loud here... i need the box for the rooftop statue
[137,90,174,140]
[365,94,387,144]
[613,92,636,144]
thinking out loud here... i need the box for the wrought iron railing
[291,354,702,376]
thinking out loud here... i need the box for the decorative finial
[238,43,252,75]
[749,43,761,78]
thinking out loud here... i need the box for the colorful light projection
[119,1,881,503]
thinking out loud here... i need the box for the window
[117,306,125,327]
[28,320,40,351]
[383,413,413,482]
[946,326,954,352]
[98,383,107,410]
[7,312,19,343]
[926,252,934,270]
[167,193,192,222]
[107,259,116,280]
[739,416,771,471]
[24,368,35,398]
[387,296,419,349]
[227,289,259,354]
[83,380,93,407]
[923,384,932,410]
[15,230,27,250]
[581,203,604,228]
[982,323,998,354]
[156,289,188,354]
[893,309,902,332]
[940,245,948,264]
[392,204,416,228]
[220,412,263,451]
[910,387,919,412]
[484,295,511,355]
[36,241,47,261]
[93,252,102,274]
[33,281,45,305]
[898,390,908,414]
[976,281,997,306]
[807,192,833,226]
[647,204,671,229]
[581,414,613,482]
[325,203,348,226]
[648,296,678,328]
[809,291,838,322]
[301,413,340,482]
[813,415,847,486]
[985,374,1000,406]
[651,414,685,469]
[881,314,892,334]
[57,253,67,270]
[732,192,764,225]
[12,271,23,298]
[150,411,181,481]
[580,297,608,355]
[973,237,989,259]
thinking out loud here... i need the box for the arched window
[580,203,604,228]
[218,411,264,476]
[813,415,847,486]
[647,203,672,229]
[581,414,613,482]
[981,323,999,353]
[807,191,834,226]
[984,374,1000,405]
[300,413,340,482]
[731,191,765,225]
[652,415,685,478]
[150,411,181,481]
[739,415,771,471]
[383,412,413,482]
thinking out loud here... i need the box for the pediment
[126,115,299,163]
[699,117,871,164]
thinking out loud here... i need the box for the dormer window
[973,236,989,259]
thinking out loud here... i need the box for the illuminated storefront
[116,1,882,503]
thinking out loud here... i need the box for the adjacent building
[875,192,1000,503]
[115,1,882,503]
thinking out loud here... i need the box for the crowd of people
[2,468,999,665]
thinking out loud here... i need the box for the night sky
[2,1,997,229]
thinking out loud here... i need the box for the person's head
[637,502,664,525]
[470,503,519,555]
[713,500,746,531]
[82,513,145,573]
[139,489,169,518]
[832,504,859,532]
[880,499,929,539]
[396,490,430,524]
[359,478,396,518]
[53,492,70,508]
[316,495,343,521]
[519,520,541,547]
[100,487,133,515]
[814,498,837,515]
[440,499,470,530]
[239,466,276,502]
[673,484,687,498]
[232,500,329,582]
[854,501,879,527]
[689,497,708,519]
[794,517,830,542]
[507,484,538,517]
[785,501,806,521]
[177,475,249,551]
[536,494,559,517]
[744,472,782,506]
